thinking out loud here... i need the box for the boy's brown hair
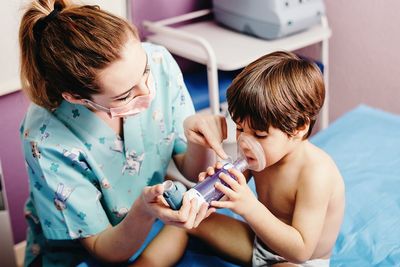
[227,51,325,139]
[19,0,139,110]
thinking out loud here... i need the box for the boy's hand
[210,168,258,217]
[140,184,214,229]
[197,162,224,182]
[184,114,228,159]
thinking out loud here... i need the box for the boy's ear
[62,92,86,105]
[293,120,310,140]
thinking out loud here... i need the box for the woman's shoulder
[22,103,51,126]
[20,103,77,147]
[142,42,170,56]
[142,42,177,68]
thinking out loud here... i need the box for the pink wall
[131,0,211,72]
[325,0,400,120]
[0,91,30,243]
[131,0,211,39]
[133,0,400,121]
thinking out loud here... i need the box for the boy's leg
[130,225,188,267]
[272,263,299,266]
[188,213,255,266]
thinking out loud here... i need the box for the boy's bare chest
[254,171,298,224]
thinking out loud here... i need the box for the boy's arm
[243,168,332,263]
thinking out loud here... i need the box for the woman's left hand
[184,114,228,159]
[210,168,259,217]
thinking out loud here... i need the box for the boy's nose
[239,139,251,152]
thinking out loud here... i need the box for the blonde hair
[19,0,139,110]
[227,51,325,139]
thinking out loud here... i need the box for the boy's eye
[255,134,268,139]
[236,128,244,132]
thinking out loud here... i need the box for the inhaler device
[163,133,266,211]
[162,180,187,210]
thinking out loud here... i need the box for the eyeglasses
[109,64,151,107]
[83,53,150,112]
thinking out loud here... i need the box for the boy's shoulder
[299,142,343,191]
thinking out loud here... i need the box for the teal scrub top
[20,43,195,267]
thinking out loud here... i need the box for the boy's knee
[186,225,199,236]
[130,255,166,267]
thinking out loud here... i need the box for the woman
[19,0,227,266]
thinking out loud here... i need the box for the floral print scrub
[20,43,195,266]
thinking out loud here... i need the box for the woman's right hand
[184,114,228,159]
[139,184,214,229]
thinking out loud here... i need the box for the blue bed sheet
[78,105,400,266]
[311,105,400,266]
[181,105,400,266]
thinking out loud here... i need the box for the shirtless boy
[188,51,345,266]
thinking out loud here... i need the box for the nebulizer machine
[212,0,325,39]
[163,133,266,211]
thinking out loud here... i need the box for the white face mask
[83,69,156,118]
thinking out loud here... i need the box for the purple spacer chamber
[187,133,267,207]
[191,158,248,203]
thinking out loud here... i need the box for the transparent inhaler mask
[231,132,267,172]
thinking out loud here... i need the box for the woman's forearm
[180,142,216,182]
[81,197,156,263]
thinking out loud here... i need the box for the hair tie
[33,3,63,43]
[33,2,63,75]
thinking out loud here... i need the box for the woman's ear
[61,92,86,105]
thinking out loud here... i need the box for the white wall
[0,1,24,97]
[0,0,127,97]
[80,0,127,18]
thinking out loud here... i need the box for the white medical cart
[143,9,331,129]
